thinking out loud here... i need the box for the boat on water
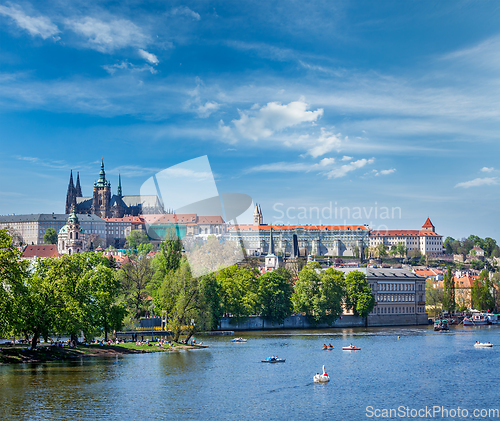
[485,314,500,325]
[230,337,247,342]
[342,345,361,351]
[322,344,334,350]
[434,319,450,331]
[474,342,493,348]
[261,356,286,363]
[313,365,330,383]
[463,314,489,326]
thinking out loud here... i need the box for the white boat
[463,315,488,326]
[474,342,493,348]
[485,314,500,325]
[313,365,330,383]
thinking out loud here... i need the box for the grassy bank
[0,342,207,364]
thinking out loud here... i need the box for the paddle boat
[322,344,334,350]
[261,356,286,363]
[230,337,247,343]
[474,342,493,348]
[342,344,361,351]
[434,319,449,331]
[313,365,330,383]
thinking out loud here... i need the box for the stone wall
[367,313,429,327]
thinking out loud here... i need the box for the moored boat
[463,315,489,326]
[342,345,361,351]
[261,356,286,363]
[230,337,247,342]
[474,342,493,348]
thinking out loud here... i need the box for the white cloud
[170,6,201,21]
[220,100,323,141]
[102,61,157,75]
[455,177,498,189]
[65,17,149,53]
[0,3,59,40]
[186,82,220,118]
[306,128,344,158]
[319,157,335,166]
[197,101,220,118]
[377,168,396,176]
[341,156,352,161]
[326,158,375,179]
[481,167,494,173]
[138,49,158,65]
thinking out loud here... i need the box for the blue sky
[0,0,499,241]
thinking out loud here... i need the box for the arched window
[69,249,72,255]
[76,232,79,240]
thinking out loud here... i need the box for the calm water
[1,325,499,420]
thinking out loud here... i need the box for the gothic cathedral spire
[75,172,82,197]
[117,174,122,197]
[65,170,76,214]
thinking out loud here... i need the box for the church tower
[65,170,77,214]
[253,204,263,226]
[91,159,112,218]
[58,206,85,255]
[75,172,82,197]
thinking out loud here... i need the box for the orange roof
[141,214,198,224]
[23,245,59,258]
[227,224,368,232]
[414,269,440,277]
[370,230,441,237]
[197,216,225,224]
[422,218,434,228]
[453,275,477,288]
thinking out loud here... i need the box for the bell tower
[91,159,112,218]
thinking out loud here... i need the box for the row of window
[376,306,425,314]
[377,294,414,302]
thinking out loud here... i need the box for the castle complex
[65,160,164,218]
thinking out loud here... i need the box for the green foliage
[257,268,293,325]
[293,267,344,326]
[125,230,150,250]
[217,265,259,323]
[425,282,443,316]
[43,228,58,245]
[376,243,388,258]
[442,266,455,313]
[470,270,495,311]
[470,259,484,270]
[344,270,375,318]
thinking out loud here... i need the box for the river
[1,325,499,420]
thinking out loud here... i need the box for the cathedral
[65,160,164,218]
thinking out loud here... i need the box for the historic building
[58,208,86,255]
[228,205,369,257]
[65,160,164,218]
[369,218,444,256]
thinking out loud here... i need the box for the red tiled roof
[227,224,368,232]
[23,245,59,258]
[370,230,441,237]
[141,214,198,224]
[197,216,225,224]
[422,217,434,228]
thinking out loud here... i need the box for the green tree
[292,267,344,326]
[396,242,407,258]
[257,268,293,325]
[442,266,455,313]
[125,230,150,250]
[471,270,494,311]
[470,259,484,271]
[198,273,224,331]
[376,243,388,258]
[344,270,375,318]
[444,237,455,255]
[217,265,259,323]
[425,282,443,316]
[118,253,155,319]
[43,228,58,244]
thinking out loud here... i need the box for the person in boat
[328,343,333,347]
[350,343,353,347]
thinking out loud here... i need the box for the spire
[117,174,122,197]
[68,205,79,225]
[65,170,76,214]
[268,226,274,255]
[68,170,74,189]
[95,159,110,188]
[75,172,82,197]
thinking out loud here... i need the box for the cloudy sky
[0,0,499,240]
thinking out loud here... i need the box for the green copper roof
[94,159,111,188]
[68,207,79,224]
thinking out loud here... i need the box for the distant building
[58,208,86,255]
[369,218,443,256]
[65,160,164,218]
[22,244,59,260]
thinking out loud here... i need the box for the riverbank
[0,342,208,364]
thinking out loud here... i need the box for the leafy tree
[425,282,443,316]
[442,266,455,313]
[344,270,375,318]
[43,228,58,245]
[257,268,293,325]
[118,253,155,319]
[306,261,321,270]
[396,242,407,258]
[470,259,484,271]
[217,265,259,323]
[444,237,455,255]
[471,270,494,311]
[293,267,344,326]
[376,243,388,258]
[0,230,28,338]
[491,272,500,312]
[125,230,150,250]
[198,273,224,331]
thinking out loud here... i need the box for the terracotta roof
[141,214,198,224]
[103,216,143,223]
[370,230,441,237]
[227,224,368,232]
[23,245,59,258]
[422,218,434,228]
[414,269,441,277]
[197,216,225,224]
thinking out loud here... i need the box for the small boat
[474,342,493,348]
[463,315,488,326]
[342,345,361,351]
[230,337,247,343]
[313,365,330,383]
[434,319,449,331]
[322,344,334,350]
[261,357,286,363]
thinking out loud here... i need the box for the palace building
[65,160,164,218]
